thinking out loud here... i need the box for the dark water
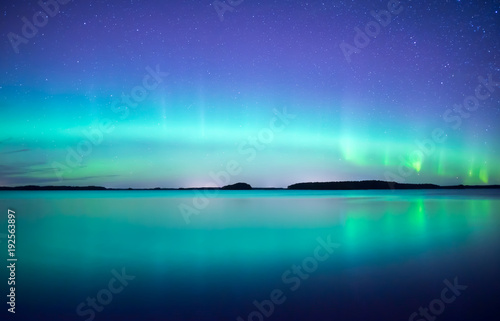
[1,189,499,320]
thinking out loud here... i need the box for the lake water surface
[1,190,499,320]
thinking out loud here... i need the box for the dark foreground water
[0,189,499,321]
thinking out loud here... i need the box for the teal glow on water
[1,190,499,320]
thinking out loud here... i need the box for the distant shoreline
[1,180,499,191]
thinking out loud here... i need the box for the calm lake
[1,190,499,321]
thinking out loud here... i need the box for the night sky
[1,0,499,188]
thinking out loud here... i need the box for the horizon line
[1,180,499,190]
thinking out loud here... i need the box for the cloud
[0,137,12,144]
[0,163,122,186]
[62,175,121,182]
[0,149,30,154]
[0,162,51,176]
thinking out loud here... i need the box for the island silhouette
[1,180,499,190]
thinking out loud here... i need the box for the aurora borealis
[1,0,499,188]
